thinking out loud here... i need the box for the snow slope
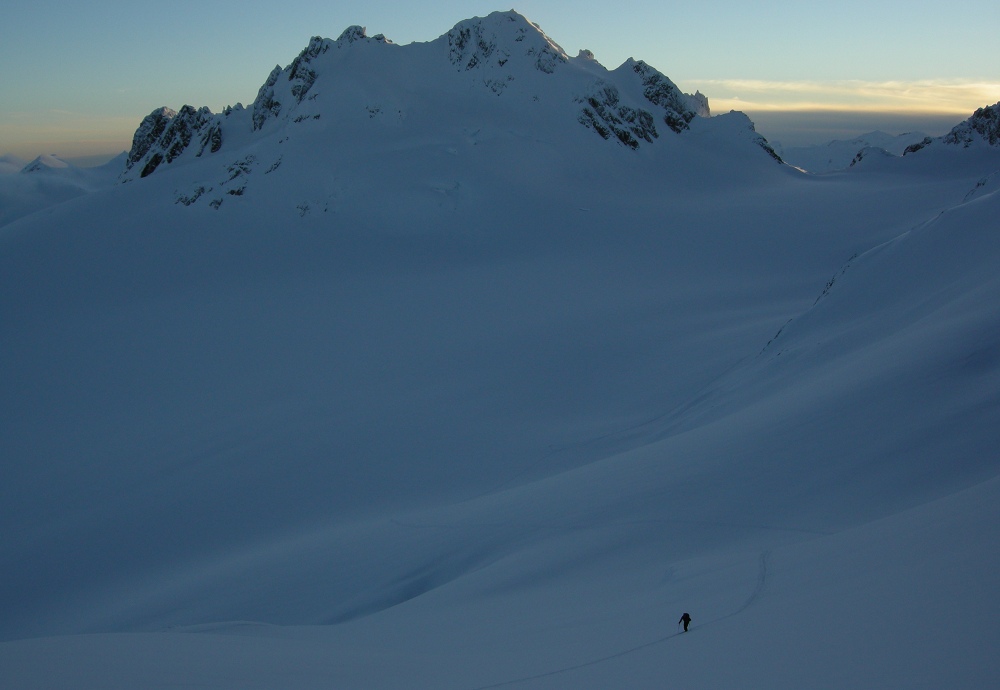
[1,10,999,689]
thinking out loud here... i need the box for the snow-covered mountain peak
[21,154,72,173]
[336,26,366,44]
[444,9,569,74]
[115,10,804,189]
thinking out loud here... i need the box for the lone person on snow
[679,612,692,632]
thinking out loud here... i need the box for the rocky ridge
[119,11,725,185]
[904,102,1000,154]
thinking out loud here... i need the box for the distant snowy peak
[779,131,928,173]
[905,102,1000,154]
[21,154,72,173]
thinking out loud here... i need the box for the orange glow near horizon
[2,80,998,161]
[697,79,1000,116]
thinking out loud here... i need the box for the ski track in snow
[468,550,771,689]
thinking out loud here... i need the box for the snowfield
[1,10,999,689]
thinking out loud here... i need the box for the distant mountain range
[775,131,930,173]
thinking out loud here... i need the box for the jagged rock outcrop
[943,102,1000,147]
[905,102,1000,154]
[123,105,224,180]
[625,60,710,132]
[125,107,177,170]
[577,59,711,149]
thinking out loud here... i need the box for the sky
[2,0,998,162]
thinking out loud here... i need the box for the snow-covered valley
[2,11,998,688]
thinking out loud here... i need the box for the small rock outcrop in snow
[849,146,896,167]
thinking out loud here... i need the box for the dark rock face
[288,36,331,104]
[576,61,711,149]
[904,137,934,155]
[627,60,708,134]
[125,105,219,179]
[252,66,285,132]
[126,107,177,168]
[577,83,658,149]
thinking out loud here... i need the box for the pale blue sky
[2,1,998,160]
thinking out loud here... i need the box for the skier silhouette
[678,612,692,632]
